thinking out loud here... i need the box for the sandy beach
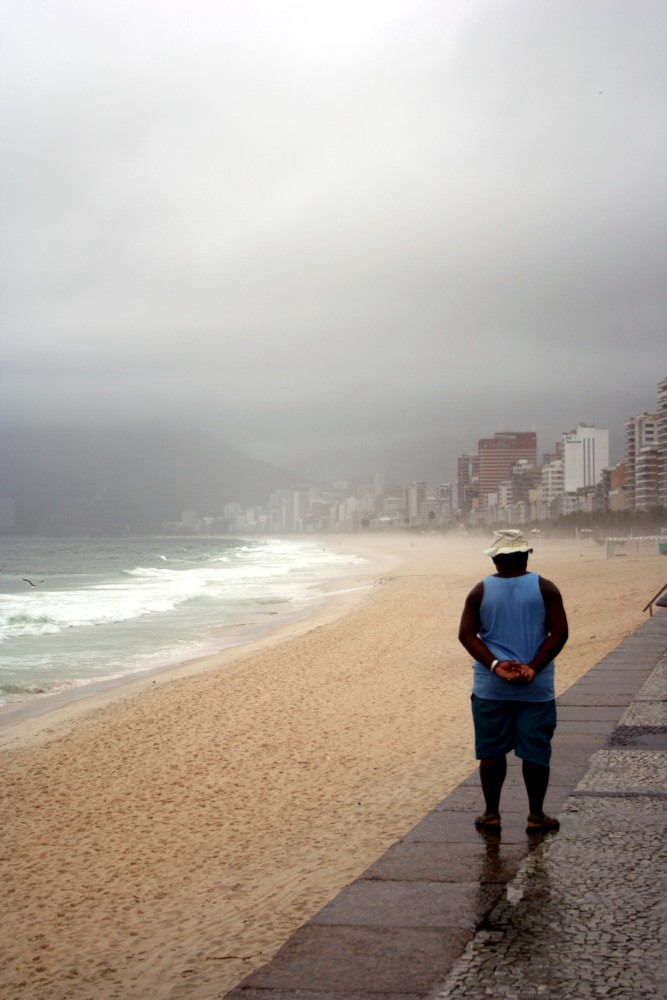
[1,533,664,1000]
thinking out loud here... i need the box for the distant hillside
[0,425,301,535]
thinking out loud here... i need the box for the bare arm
[458,582,522,681]
[458,582,488,663]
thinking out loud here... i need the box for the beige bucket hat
[483,529,533,557]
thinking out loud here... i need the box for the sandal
[526,813,559,834]
[475,812,502,830]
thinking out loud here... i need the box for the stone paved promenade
[224,610,667,1000]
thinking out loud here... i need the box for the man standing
[458,529,569,833]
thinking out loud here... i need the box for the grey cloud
[1,0,666,483]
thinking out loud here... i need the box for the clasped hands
[495,660,536,683]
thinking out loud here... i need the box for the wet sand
[1,533,663,1000]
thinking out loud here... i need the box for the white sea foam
[0,536,367,705]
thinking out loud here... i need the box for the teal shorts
[471,694,557,768]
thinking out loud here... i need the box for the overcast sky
[1,0,666,483]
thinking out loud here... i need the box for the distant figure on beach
[458,529,569,834]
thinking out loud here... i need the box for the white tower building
[561,425,609,493]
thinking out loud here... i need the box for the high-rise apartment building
[405,481,427,524]
[456,452,479,520]
[438,482,453,523]
[635,448,660,510]
[658,376,667,508]
[477,432,537,507]
[602,463,627,512]
[561,425,609,493]
[541,458,564,513]
[625,413,659,511]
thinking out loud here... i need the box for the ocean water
[0,536,368,706]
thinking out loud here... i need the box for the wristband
[490,659,500,673]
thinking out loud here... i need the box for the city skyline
[239,376,667,531]
[0,374,664,536]
[150,376,667,532]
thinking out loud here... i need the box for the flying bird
[22,578,45,588]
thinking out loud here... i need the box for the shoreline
[2,534,665,1000]
[0,535,400,750]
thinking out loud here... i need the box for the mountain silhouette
[0,424,303,535]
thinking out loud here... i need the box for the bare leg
[523,760,559,832]
[522,760,549,816]
[478,755,507,822]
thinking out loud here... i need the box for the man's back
[473,572,555,701]
[479,572,547,662]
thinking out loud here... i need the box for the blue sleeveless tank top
[472,572,555,702]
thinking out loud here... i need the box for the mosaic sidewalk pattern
[430,654,667,1000]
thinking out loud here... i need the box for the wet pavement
[223,610,667,1000]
